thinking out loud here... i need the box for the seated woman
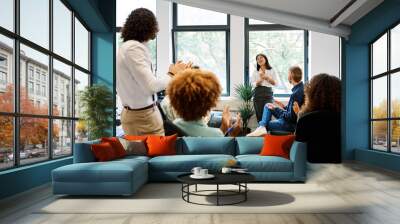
[294,73,341,163]
[167,68,241,137]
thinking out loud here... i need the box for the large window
[245,19,307,95]
[172,4,230,95]
[370,23,400,153]
[0,0,91,170]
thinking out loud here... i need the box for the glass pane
[372,121,388,151]
[391,24,400,70]
[175,31,227,94]
[0,0,14,31]
[391,72,400,118]
[20,44,49,115]
[249,19,273,25]
[74,69,89,118]
[75,18,89,70]
[53,119,72,157]
[372,33,387,76]
[177,5,227,26]
[391,120,400,153]
[20,0,49,49]
[116,0,156,27]
[248,30,304,94]
[53,0,72,60]
[372,77,387,119]
[75,120,88,143]
[20,117,49,165]
[0,34,14,113]
[53,59,72,117]
[0,116,13,170]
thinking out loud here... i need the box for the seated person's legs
[267,118,295,133]
[247,104,277,136]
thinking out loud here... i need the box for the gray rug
[38,183,362,214]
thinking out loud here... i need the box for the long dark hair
[300,73,341,116]
[256,53,272,71]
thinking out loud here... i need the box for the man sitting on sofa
[247,66,305,136]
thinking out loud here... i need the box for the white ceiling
[224,0,353,24]
[168,0,384,38]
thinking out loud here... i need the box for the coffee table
[177,173,255,206]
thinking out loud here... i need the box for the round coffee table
[177,173,255,206]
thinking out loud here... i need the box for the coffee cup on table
[191,167,202,176]
[200,169,208,176]
[221,167,232,174]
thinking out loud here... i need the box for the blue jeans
[258,105,295,132]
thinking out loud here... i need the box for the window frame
[244,18,309,97]
[0,0,92,171]
[171,3,231,96]
[369,20,400,154]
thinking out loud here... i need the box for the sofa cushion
[149,154,235,172]
[236,155,293,172]
[235,137,263,155]
[53,158,147,183]
[74,140,101,163]
[177,137,236,155]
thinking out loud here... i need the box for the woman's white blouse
[250,68,278,88]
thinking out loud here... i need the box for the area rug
[38,183,361,214]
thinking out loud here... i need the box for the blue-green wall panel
[343,0,400,171]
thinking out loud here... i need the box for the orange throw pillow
[260,134,295,159]
[101,137,126,158]
[91,142,117,162]
[146,134,177,157]
[124,135,148,141]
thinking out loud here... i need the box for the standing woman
[251,54,278,122]
[117,8,187,136]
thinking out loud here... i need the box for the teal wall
[0,0,116,200]
[343,0,400,171]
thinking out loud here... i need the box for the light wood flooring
[1,162,400,224]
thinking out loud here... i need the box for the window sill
[0,156,72,175]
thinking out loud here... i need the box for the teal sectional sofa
[52,137,307,196]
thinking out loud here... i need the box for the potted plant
[234,83,255,135]
[79,84,114,140]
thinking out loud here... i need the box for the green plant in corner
[234,83,255,134]
[79,84,114,140]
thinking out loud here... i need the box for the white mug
[200,169,208,176]
[221,167,232,174]
[191,167,202,176]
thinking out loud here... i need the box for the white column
[229,15,245,95]
[156,0,172,77]
[308,31,341,79]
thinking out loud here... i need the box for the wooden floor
[1,162,400,224]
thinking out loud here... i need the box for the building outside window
[0,0,91,170]
[370,23,400,154]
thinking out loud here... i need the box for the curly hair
[300,73,341,115]
[167,69,222,121]
[121,8,159,43]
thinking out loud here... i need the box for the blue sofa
[52,137,307,196]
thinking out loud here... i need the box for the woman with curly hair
[167,69,242,137]
[117,8,189,136]
[294,73,342,163]
[293,73,341,116]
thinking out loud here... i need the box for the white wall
[308,31,341,79]
[156,0,172,77]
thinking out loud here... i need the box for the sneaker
[246,126,267,137]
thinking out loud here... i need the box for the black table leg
[195,184,198,192]
[217,184,219,206]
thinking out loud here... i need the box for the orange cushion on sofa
[91,142,118,162]
[124,135,148,141]
[260,134,295,159]
[101,137,127,158]
[146,134,177,157]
